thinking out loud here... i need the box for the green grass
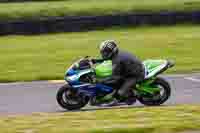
[0,25,200,82]
[0,0,200,21]
[0,0,66,2]
[1,105,200,133]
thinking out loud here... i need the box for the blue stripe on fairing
[96,84,113,93]
[66,69,77,76]
[71,83,113,96]
[65,67,113,96]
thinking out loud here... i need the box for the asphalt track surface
[0,74,200,115]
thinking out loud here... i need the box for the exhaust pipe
[167,60,175,68]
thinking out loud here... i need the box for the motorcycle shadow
[57,104,169,113]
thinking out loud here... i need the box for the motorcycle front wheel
[56,84,88,110]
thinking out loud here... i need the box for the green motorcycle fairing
[94,60,112,78]
[94,59,168,96]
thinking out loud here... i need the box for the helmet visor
[100,47,112,59]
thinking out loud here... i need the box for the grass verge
[0,25,200,82]
[1,105,200,133]
[0,0,200,21]
[0,0,66,2]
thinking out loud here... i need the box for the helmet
[99,40,119,60]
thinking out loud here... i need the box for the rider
[92,40,145,104]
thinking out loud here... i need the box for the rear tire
[138,77,171,106]
[56,84,88,110]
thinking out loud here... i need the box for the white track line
[184,77,200,82]
[0,82,23,86]
[48,80,65,83]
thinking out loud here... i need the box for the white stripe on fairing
[72,83,91,88]
[184,77,200,82]
[145,60,168,79]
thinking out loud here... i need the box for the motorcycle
[56,56,175,110]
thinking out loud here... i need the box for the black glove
[91,58,104,64]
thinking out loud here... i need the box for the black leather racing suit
[93,50,145,98]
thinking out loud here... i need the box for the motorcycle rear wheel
[138,77,171,106]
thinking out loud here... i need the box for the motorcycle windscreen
[95,60,112,78]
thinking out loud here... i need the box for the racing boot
[100,90,119,106]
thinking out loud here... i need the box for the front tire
[56,84,88,110]
[138,77,171,106]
